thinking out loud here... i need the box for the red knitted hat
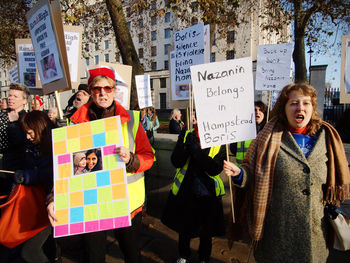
[88,68,115,85]
[35,96,43,107]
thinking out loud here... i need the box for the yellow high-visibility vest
[235,140,252,167]
[171,130,225,196]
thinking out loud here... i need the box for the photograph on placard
[41,53,58,79]
[73,148,103,176]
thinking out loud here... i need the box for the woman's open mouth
[295,114,304,123]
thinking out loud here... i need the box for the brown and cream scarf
[241,117,350,242]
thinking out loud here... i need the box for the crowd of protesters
[0,75,349,263]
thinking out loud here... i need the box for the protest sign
[15,39,41,90]
[26,0,71,94]
[99,62,132,110]
[255,43,293,91]
[171,23,208,100]
[64,25,83,90]
[135,74,152,109]
[190,57,256,149]
[8,63,19,84]
[340,35,350,103]
[52,116,131,237]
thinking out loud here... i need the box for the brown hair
[147,107,157,122]
[20,110,55,155]
[10,83,30,99]
[270,83,322,135]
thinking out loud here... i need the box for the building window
[95,43,99,51]
[165,12,171,23]
[164,44,171,55]
[85,20,89,27]
[226,50,235,60]
[4,80,7,86]
[210,52,216,62]
[227,31,235,43]
[151,46,157,56]
[105,53,109,62]
[104,40,109,49]
[127,22,131,30]
[138,48,144,58]
[85,44,89,52]
[126,7,131,17]
[0,81,2,87]
[116,52,120,62]
[164,28,171,39]
[164,60,169,70]
[151,30,157,41]
[151,16,157,26]
[191,1,198,12]
[104,27,109,36]
[212,33,216,46]
[151,62,157,71]
[95,55,99,65]
[160,78,166,88]
[151,0,157,9]
[191,17,198,25]
[86,58,90,66]
[160,93,166,109]
[138,33,143,43]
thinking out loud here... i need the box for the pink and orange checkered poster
[52,116,131,237]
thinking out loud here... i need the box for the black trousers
[83,212,142,263]
[178,233,212,262]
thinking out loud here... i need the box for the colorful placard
[52,116,131,237]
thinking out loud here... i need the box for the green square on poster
[103,155,118,170]
[55,193,69,210]
[98,187,112,203]
[52,128,66,142]
[84,204,98,221]
[113,200,128,217]
[69,176,83,192]
[99,202,113,219]
[91,119,105,134]
[83,173,97,189]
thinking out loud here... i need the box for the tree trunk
[105,0,143,109]
[292,0,307,83]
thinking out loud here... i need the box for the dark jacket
[169,119,183,134]
[161,130,226,237]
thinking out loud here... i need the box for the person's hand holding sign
[116,146,131,163]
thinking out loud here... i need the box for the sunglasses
[90,86,115,94]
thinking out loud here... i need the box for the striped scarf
[241,118,350,242]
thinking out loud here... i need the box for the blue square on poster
[96,171,111,187]
[70,207,84,223]
[84,189,97,205]
[93,133,106,147]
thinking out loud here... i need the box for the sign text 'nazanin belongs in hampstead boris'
[191,57,256,149]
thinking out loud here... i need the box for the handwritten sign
[190,57,256,149]
[8,64,19,84]
[135,74,152,109]
[17,43,37,88]
[171,23,208,100]
[345,38,350,93]
[64,30,80,84]
[27,3,63,85]
[255,43,292,91]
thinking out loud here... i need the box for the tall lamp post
[307,46,314,84]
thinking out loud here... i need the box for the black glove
[185,132,200,154]
[13,170,25,184]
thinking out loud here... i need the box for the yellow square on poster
[91,119,105,134]
[55,179,68,194]
[66,125,79,139]
[52,128,66,142]
[99,203,113,219]
[56,193,69,209]
[104,118,118,131]
[67,138,80,152]
[112,184,127,200]
[80,135,93,150]
[110,169,124,184]
[106,130,119,145]
[70,191,84,207]
[79,122,92,136]
[55,209,69,225]
[58,163,72,179]
[54,141,67,155]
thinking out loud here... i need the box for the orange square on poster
[104,118,118,131]
[55,209,69,225]
[70,191,84,207]
[54,141,67,155]
[110,169,124,184]
[80,135,93,150]
[112,184,127,200]
[58,163,72,178]
[79,122,92,137]
[55,179,69,194]
[66,125,79,139]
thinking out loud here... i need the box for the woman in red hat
[47,67,154,263]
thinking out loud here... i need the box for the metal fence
[323,87,349,126]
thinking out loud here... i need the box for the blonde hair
[169,108,181,120]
